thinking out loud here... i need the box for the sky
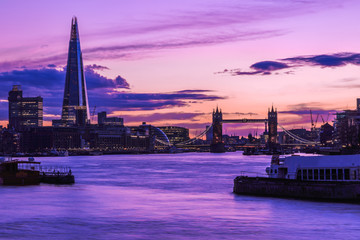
[1,0,360,137]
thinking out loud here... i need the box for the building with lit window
[333,110,360,148]
[331,98,360,148]
[158,126,189,145]
[8,85,43,130]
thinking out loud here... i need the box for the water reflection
[1,152,360,239]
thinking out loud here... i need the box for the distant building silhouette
[8,85,43,130]
[0,127,21,154]
[97,111,124,126]
[21,127,82,152]
[320,123,334,146]
[60,17,90,126]
[97,111,107,125]
[334,105,360,148]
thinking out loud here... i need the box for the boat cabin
[266,155,360,181]
[0,157,41,185]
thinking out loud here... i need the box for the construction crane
[310,110,320,131]
[326,113,330,123]
[321,115,325,124]
[320,113,331,125]
[310,110,321,142]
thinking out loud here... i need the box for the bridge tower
[210,107,225,153]
[268,105,278,148]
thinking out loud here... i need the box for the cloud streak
[220,52,360,76]
[0,30,284,72]
[284,53,360,67]
[0,0,348,72]
[96,0,346,39]
[91,90,227,112]
[218,61,289,76]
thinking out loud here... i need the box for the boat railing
[39,166,73,176]
[239,171,267,177]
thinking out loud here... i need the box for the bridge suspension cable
[278,124,319,144]
[175,125,213,145]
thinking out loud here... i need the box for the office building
[8,85,43,130]
[97,111,124,126]
[158,126,190,144]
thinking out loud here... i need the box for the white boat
[266,155,360,181]
[234,155,360,201]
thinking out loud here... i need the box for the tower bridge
[165,106,318,152]
[210,106,278,153]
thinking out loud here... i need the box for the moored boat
[0,157,41,185]
[40,169,74,184]
[233,155,360,201]
[0,157,75,185]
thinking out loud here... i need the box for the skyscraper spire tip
[71,16,78,27]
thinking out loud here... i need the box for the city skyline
[1,1,360,136]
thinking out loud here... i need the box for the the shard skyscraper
[61,17,90,126]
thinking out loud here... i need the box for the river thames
[1,152,360,239]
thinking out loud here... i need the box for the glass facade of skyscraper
[61,17,90,126]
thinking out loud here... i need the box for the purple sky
[1,0,360,136]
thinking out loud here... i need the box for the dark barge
[40,171,75,184]
[0,157,75,186]
[234,176,360,201]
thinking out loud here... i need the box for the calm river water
[1,152,360,239]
